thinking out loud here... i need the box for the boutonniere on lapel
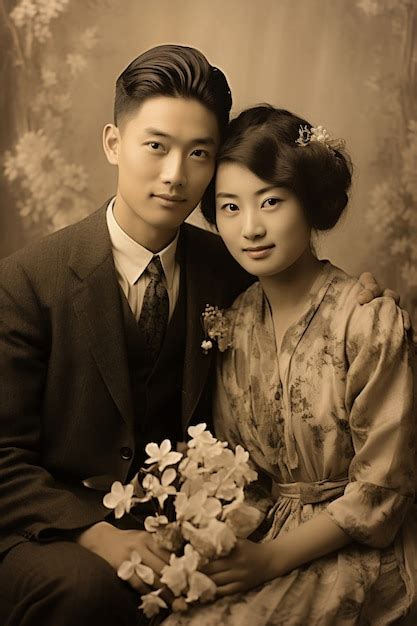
[201,304,232,354]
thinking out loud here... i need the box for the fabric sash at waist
[271,477,349,505]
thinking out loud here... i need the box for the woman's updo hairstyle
[201,105,352,230]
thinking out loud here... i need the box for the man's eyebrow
[144,128,217,145]
[216,186,281,199]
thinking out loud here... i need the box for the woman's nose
[242,213,266,240]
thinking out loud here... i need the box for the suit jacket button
[120,446,133,460]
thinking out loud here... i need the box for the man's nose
[242,212,266,240]
[160,152,187,187]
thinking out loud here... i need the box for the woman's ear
[103,124,120,165]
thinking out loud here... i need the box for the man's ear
[103,123,120,165]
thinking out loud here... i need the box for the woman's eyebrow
[254,185,282,196]
[216,191,239,199]
[216,185,282,199]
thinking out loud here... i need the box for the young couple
[0,44,414,626]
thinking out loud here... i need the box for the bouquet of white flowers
[103,423,261,618]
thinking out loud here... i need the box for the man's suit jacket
[0,205,253,557]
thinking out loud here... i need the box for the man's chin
[147,210,195,230]
[148,217,186,231]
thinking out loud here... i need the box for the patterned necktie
[137,255,169,359]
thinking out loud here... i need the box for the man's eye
[147,142,163,151]
[191,149,209,158]
[262,197,282,208]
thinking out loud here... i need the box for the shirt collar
[106,198,179,287]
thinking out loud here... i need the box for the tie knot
[147,255,164,281]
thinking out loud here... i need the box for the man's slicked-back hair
[114,44,232,137]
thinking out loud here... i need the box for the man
[0,45,392,626]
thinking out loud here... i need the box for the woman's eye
[221,203,239,214]
[262,197,282,208]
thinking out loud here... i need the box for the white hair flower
[295,124,345,153]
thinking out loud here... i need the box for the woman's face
[215,162,312,277]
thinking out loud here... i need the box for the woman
[162,106,416,625]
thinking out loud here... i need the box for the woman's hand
[202,538,282,597]
[203,511,352,598]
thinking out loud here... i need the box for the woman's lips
[243,245,275,259]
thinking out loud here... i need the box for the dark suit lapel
[69,205,134,428]
[181,226,221,431]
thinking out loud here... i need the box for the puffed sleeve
[325,297,415,548]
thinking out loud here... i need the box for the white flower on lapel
[201,304,231,354]
[201,339,213,353]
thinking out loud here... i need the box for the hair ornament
[296,125,345,153]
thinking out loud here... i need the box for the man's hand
[357,272,400,305]
[76,521,171,595]
[357,272,416,342]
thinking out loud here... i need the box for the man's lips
[153,193,186,203]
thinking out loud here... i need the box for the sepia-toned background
[1,0,416,323]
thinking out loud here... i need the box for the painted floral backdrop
[2,0,104,237]
[1,0,416,325]
[358,0,417,323]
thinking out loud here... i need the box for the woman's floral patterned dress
[163,262,416,625]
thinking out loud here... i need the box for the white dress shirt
[106,199,180,321]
